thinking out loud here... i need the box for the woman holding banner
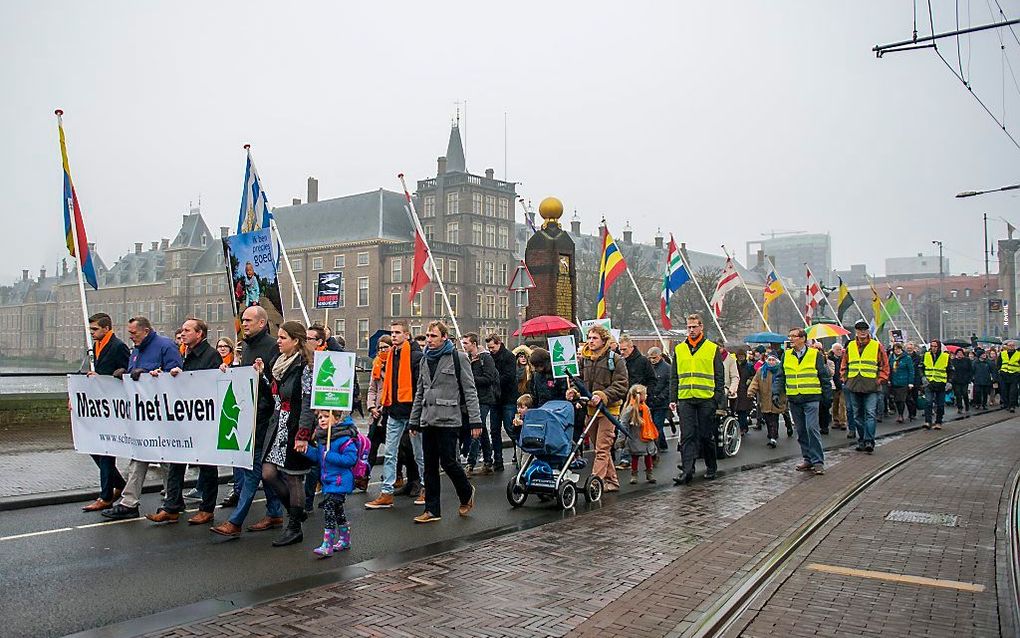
[254,321,315,547]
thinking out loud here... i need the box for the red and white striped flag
[804,266,825,321]
[710,258,740,318]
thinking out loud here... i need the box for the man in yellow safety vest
[839,320,890,453]
[999,340,1020,413]
[920,338,952,429]
[775,327,832,474]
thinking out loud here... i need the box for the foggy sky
[2,1,1019,285]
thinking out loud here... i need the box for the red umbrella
[944,344,962,353]
[512,315,577,337]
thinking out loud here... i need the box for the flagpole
[56,110,94,372]
[612,238,667,351]
[677,248,728,342]
[722,244,769,332]
[398,173,462,343]
[769,256,809,327]
[269,217,310,326]
[866,274,900,332]
[886,284,924,342]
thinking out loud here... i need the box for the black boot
[272,507,304,547]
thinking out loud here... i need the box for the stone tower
[524,197,576,322]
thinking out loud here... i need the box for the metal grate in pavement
[885,509,959,527]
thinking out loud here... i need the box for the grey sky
[2,1,1019,285]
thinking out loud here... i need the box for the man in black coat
[646,346,672,452]
[82,313,131,513]
[460,332,499,473]
[147,318,224,526]
[211,305,285,537]
[619,335,656,389]
[485,333,518,471]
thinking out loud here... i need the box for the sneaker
[414,490,426,506]
[629,475,638,485]
[183,488,201,501]
[364,494,394,509]
[614,460,630,470]
[767,438,777,448]
[414,512,441,523]
[812,465,826,475]
[932,423,943,430]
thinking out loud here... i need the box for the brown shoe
[145,510,180,523]
[394,477,406,491]
[795,461,813,472]
[210,521,242,537]
[365,493,394,509]
[414,490,426,506]
[413,511,441,523]
[82,498,112,512]
[247,516,284,531]
[458,486,476,516]
[188,511,214,525]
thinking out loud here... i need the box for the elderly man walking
[839,320,890,454]
[776,327,831,474]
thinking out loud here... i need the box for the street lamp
[955,183,1020,198]
[932,240,944,341]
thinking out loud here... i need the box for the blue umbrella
[743,331,787,344]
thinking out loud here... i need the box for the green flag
[877,291,901,333]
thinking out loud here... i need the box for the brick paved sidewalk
[142,410,1014,638]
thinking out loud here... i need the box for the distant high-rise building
[885,253,949,279]
[746,233,831,287]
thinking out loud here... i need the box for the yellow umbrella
[807,323,849,340]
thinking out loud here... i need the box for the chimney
[39,267,46,281]
[220,226,229,238]
[22,269,29,282]
[292,198,301,206]
[160,238,169,250]
[437,156,447,175]
[151,241,158,251]
[570,211,581,235]
[654,230,663,249]
[485,168,494,180]
[88,242,96,254]
[623,222,633,245]
[307,177,318,203]
[135,242,143,255]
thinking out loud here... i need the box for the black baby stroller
[505,400,603,510]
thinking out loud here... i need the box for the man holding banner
[147,318,223,526]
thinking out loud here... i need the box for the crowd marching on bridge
[73,303,1020,559]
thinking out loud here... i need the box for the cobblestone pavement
[143,410,1014,638]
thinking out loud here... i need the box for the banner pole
[769,256,809,327]
[613,239,667,351]
[270,217,310,326]
[887,284,925,343]
[722,244,769,331]
[678,248,728,342]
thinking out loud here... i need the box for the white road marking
[0,527,73,541]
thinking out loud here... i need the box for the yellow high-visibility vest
[674,339,718,400]
[923,351,949,383]
[1001,350,1020,375]
[846,339,880,379]
[783,347,821,396]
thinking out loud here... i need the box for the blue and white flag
[237,148,273,234]
[660,234,690,330]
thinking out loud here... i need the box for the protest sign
[311,350,357,410]
[315,272,343,309]
[68,367,258,468]
[224,228,284,329]
[547,335,579,379]
[580,318,612,335]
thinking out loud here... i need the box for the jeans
[489,403,515,467]
[229,463,284,526]
[849,392,879,443]
[91,454,126,501]
[422,428,473,517]
[231,467,244,496]
[650,407,669,450]
[382,417,423,494]
[843,388,855,434]
[163,463,219,514]
[924,387,946,424]
[790,401,824,466]
[678,399,717,475]
[467,404,492,467]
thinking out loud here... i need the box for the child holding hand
[302,409,359,558]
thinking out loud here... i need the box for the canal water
[1,364,79,394]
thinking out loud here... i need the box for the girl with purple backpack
[301,409,361,557]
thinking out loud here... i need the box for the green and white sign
[580,318,612,335]
[311,350,357,410]
[548,335,579,379]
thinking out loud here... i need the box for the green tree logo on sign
[217,382,241,451]
[316,356,337,387]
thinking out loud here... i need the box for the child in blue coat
[301,410,358,557]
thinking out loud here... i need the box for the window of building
[194,303,202,318]
[357,277,369,306]
[433,257,444,280]
[449,293,458,316]
[194,280,203,295]
[448,259,458,283]
[423,195,435,218]
[498,198,509,219]
[485,224,495,247]
[446,191,459,215]
[423,224,433,243]
[312,256,323,271]
[334,319,345,340]
[472,193,483,214]
[391,292,401,317]
[206,302,214,321]
[475,260,482,284]
[391,257,402,283]
[292,289,302,310]
[500,262,508,286]
[411,292,423,317]
[964,288,971,298]
[334,255,345,268]
[357,252,369,266]
[172,253,182,269]
[171,277,181,296]
[499,296,508,319]
[434,292,445,316]
[201,235,208,247]
[484,261,494,284]
[485,195,495,216]
[486,294,496,319]
[446,221,459,244]
[292,258,302,272]
[472,222,483,245]
[358,319,369,350]
[476,293,483,318]
[498,226,509,249]
[218,302,225,321]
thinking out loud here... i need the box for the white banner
[68,368,258,468]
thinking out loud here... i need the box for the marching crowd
[76,307,1020,558]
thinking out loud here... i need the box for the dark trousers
[678,399,717,475]
[489,403,515,468]
[163,463,218,513]
[1001,374,1019,409]
[304,463,319,509]
[952,383,970,411]
[91,454,126,501]
[368,415,386,466]
[651,407,669,450]
[761,412,780,440]
[905,385,918,418]
[818,401,831,432]
[422,428,473,517]
[974,384,990,408]
[924,387,946,424]
[399,431,422,485]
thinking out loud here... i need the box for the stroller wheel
[506,478,527,508]
[557,482,577,510]
[583,476,603,503]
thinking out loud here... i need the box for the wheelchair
[674,406,742,459]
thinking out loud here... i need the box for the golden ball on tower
[538,197,564,221]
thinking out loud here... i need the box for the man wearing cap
[839,320,890,453]
[1000,340,1020,413]
[775,327,831,474]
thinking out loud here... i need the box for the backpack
[338,432,372,480]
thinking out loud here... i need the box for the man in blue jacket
[101,316,183,520]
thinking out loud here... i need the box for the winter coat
[889,352,915,388]
[747,365,788,414]
[527,370,569,408]
[409,347,482,430]
[829,353,844,390]
[94,333,130,376]
[383,341,422,420]
[301,418,359,494]
[491,343,519,405]
[181,340,221,372]
[624,350,656,391]
[241,326,281,460]
[469,351,499,406]
[578,347,629,416]
[950,357,973,385]
[127,330,182,374]
[618,404,658,457]
[647,358,671,409]
[722,352,740,398]
[973,359,994,386]
[264,359,314,472]
[733,360,756,412]
[775,347,832,405]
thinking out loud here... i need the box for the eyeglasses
[217,344,230,349]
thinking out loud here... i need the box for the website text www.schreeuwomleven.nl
[97,433,194,448]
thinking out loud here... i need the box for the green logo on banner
[217,382,241,451]
[316,356,337,387]
[552,339,566,363]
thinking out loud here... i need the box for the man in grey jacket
[409,320,482,523]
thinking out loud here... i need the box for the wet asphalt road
[0,416,928,638]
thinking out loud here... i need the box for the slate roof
[102,248,165,286]
[445,124,466,173]
[191,242,227,275]
[170,212,214,250]
[271,189,414,249]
